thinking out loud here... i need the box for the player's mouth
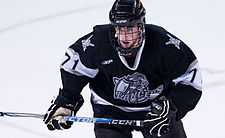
[120,41,132,47]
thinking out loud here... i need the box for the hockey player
[43,0,202,137]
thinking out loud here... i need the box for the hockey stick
[0,111,144,126]
[64,116,144,126]
[0,112,44,119]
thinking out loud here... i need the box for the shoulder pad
[145,24,167,36]
[93,24,114,45]
[93,24,113,32]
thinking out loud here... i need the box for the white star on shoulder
[165,34,181,50]
[81,35,95,52]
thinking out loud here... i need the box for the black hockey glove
[43,89,84,130]
[143,96,177,137]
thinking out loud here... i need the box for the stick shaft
[0,111,144,126]
[65,116,144,126]
[0,112,44,119]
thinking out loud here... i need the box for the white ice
[0,0,224,138]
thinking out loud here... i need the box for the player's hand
[143,96,177,137]
[44,105,74,130]
[43,89,84,130]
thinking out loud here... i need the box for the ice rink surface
[0,0,225,138]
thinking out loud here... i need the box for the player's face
[115,25,142,49]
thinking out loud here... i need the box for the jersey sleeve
[160,31,202,120]
[59,32,99,99]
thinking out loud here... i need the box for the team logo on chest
[113,72,163,104]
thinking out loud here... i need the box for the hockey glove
[143,96,177,137]
[43,89,84,130]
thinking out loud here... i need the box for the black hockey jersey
[60,24,202,120]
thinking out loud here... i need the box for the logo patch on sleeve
[165,34,181,49]
[82,35,94,52]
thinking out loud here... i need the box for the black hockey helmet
[109,0,146,56]
[109,0,146,26]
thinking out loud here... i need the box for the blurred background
[0,0,224,138]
